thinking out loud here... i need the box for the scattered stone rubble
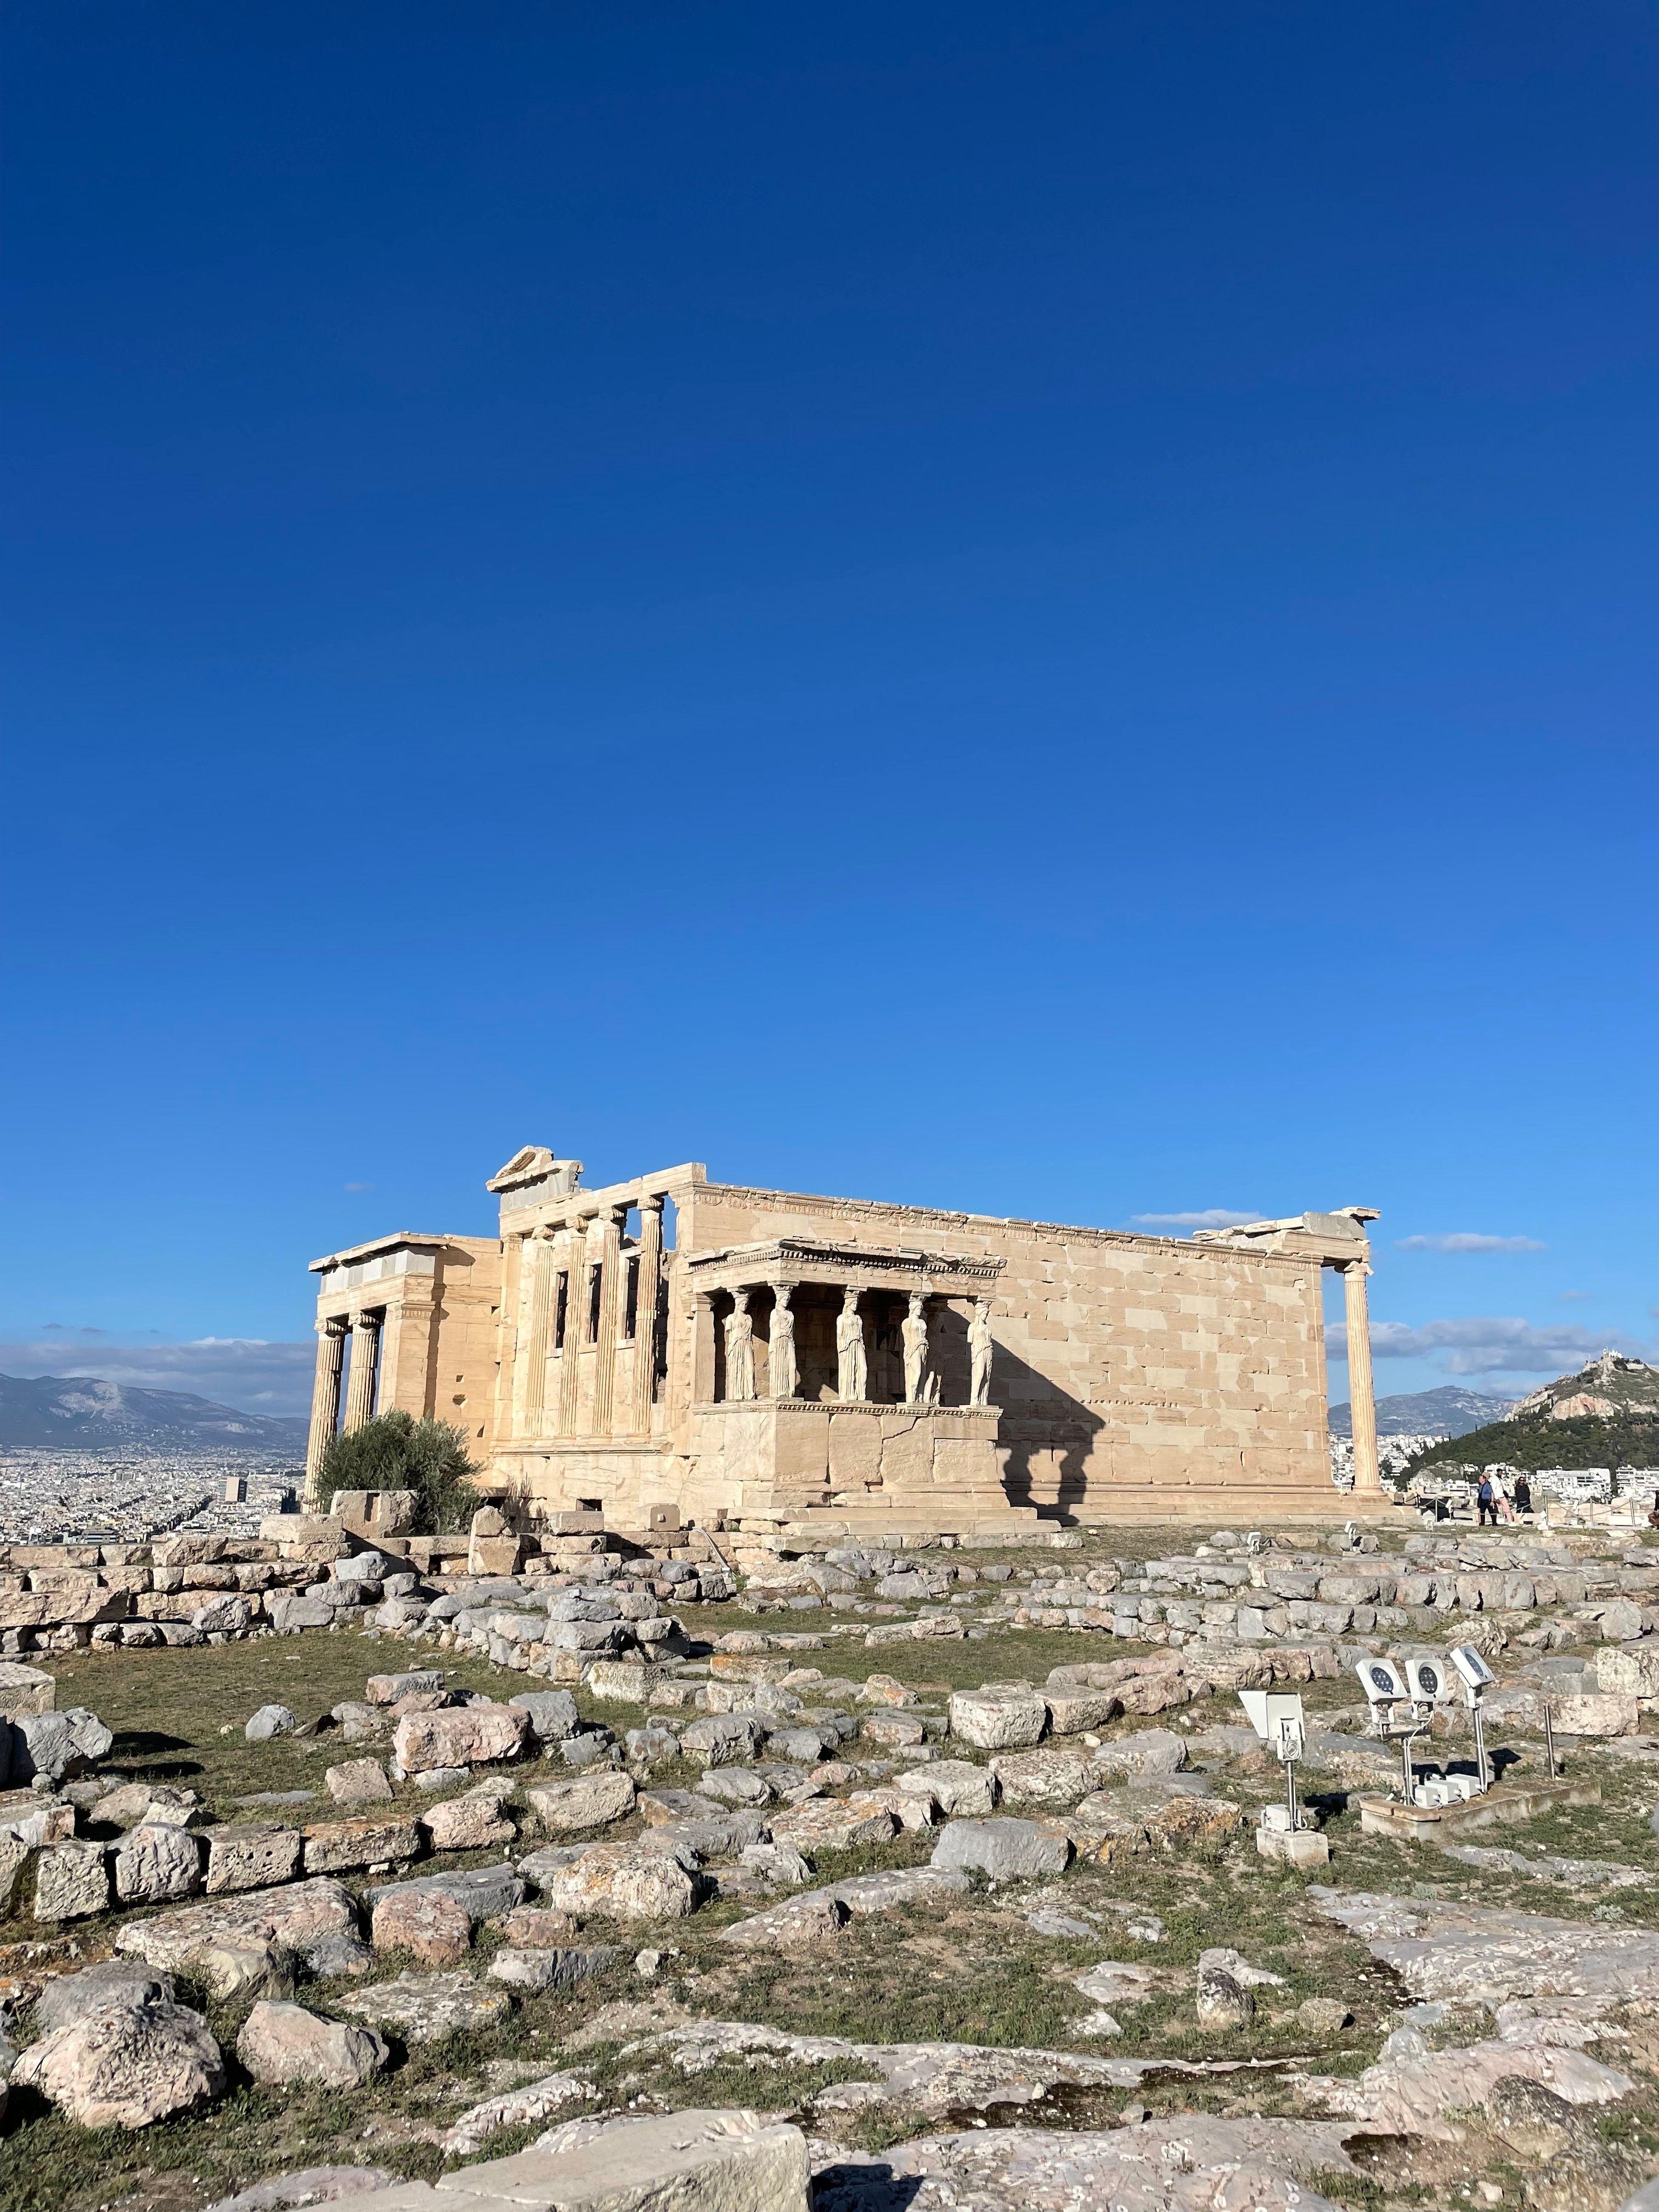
[8,1515,1659,2210]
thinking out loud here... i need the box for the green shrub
[314,1409,479,1533]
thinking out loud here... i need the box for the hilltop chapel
[303,1146,1383,1534]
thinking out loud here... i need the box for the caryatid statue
[769,1285,797,1400]
[968,1298,994,1407]
[901,1293,929,1406]
[835,1287,867,1402]
[724,1291,757,1402]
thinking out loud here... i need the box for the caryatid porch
[682,1237,1031,1528]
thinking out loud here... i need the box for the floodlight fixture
[1355,1656,1408,1705]
[1404,1655,1449,1705]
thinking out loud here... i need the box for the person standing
[1477,1472,1498,1527]
[1513,1471,1533,1517]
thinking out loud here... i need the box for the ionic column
[1342,1262,1382,1494]
[591,1205,627,1436]
[518,1232,557,1436]
[303,1320,348,1505]
[769,1283,797,1400]
[557,1220,590,1436]
[630,1195,664,1432]
[342,1310,382,1434]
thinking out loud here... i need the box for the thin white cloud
[0,1339,316,1418]
[1131,1208,1262,1230]
[344,1181,374,1193]
[1328,1314,1656,1378]
[1558,1290,1593,1303]
[1395,1233,1545,1254]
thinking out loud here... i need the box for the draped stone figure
[724,1291,756,1402]
[835,1288,867,1402]
[968,1298,994,1407]
[901,1293,929,1406]
[769,1285,797,1400]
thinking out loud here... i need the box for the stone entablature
[306,1147,1382,1529]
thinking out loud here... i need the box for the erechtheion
[304,1147,1382,1533]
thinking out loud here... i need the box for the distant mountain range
[0,1374,307,1456]
[1329,1386,1520,1440]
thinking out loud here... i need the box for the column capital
[640,1190,665,1217]
[318,1315,349,1339]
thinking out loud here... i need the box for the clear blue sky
[3,2,1655,1418]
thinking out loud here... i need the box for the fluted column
[518,1232,557,1436]
[1343,1262,1382,1495]
[591,1206,627,1435]
[630,1195,664,1432]
[342,1310,382,1434]
[557,1220,590,1436]
[303,1320,348,1504]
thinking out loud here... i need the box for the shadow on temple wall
[988,1339,1105,1524]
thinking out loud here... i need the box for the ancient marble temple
[303,1146,1381,1533]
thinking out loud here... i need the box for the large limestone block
[115,1821,204,1904]
[267,1593,337,1631]
[421,1782,517,1853]
[370,1864,526,1925]
[585,1662,661,1705]
[527,1770,637,1832]
[205,1824,303,1893]
[507,1689,580,1740]
[367,1669,447,1706]
[898,1758,998,1816]
[336,1971,510,2045]
[681,1713,768,1767]
[989,1747,1096,1809]
[932,1817,1072,1882]
[193,1594,256,1634]
[1600,1602,1645,1643]
[719,1893,849,1953]
[1043,1689,1124,1735]
[35,1839,111,1921]
[326,1758,394,1807]
[12,1996,225,2128]
[1090,1729,1188,1781]
[769,1798,898,1853]
[372,1887,472,1966]
[13,1707,114,1783]
[0,1660,56,1718]
[1595,1646,1659,1699]
[394,1703,529,1775]
[34,1961,174,2034]
[115,1876,360,1972]
[238,2000,388,2089]
[189,1938,297,2004]
[302,1813,422,1875]
[0,1830,27,1915]
[487,1945,619,1992]
[1553,1692,1641,1737]
[428,2107,810,2211]
[949,1688,1047,1751]
[534,1841,698,1923]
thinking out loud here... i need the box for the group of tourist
[1475,1470,1533,1525]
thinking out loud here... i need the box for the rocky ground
[3,1524,1659,2212]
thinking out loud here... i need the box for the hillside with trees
[1401,1352,1659,1480]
